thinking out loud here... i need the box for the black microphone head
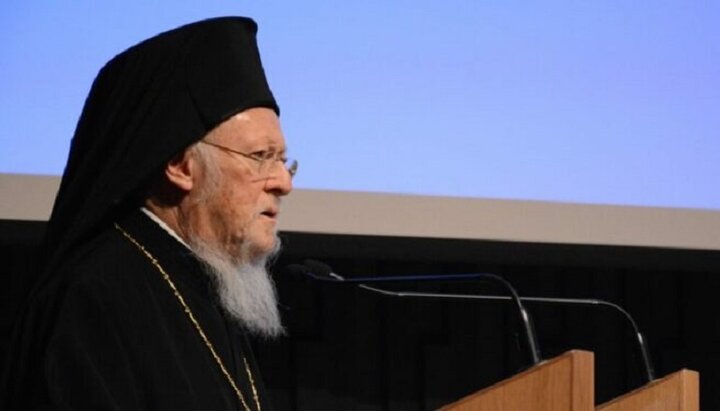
[303,259,339,279]
[285,261,344,282]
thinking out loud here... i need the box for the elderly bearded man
[1,17,294,410]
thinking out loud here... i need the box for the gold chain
[114,223,261,411]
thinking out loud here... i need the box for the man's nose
[264,164,293,195]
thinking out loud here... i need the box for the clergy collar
[140,207,192,251]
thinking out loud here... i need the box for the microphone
[288,260,543,367]
[289,260,655,383]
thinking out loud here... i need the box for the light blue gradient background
[2,1,718,210]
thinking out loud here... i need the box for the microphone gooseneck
[319,278,656,384]
[289,260,543,367]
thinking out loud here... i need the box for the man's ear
[165,149,196,192]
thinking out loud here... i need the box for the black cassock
[5,210,271,410]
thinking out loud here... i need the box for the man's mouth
[260,208,279,219]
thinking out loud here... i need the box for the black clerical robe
[4,211,271,410]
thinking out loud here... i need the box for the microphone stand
[288,261,543,367]
[288,260,655,383]
[355,283,655,383]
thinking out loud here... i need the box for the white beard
[188,235,284,339]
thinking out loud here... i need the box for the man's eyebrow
[257,140,287,153]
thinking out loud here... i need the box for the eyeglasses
[199,140,298,178]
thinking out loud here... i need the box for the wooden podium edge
[596,369,699,411]
[440,350,594,410]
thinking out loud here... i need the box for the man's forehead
[206,107,285,148]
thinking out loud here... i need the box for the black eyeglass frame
[199,140,298,177]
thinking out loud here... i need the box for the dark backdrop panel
[2,221,719,409]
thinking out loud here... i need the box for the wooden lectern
[596,369,699,411]
[440,350,594,411]
[439,350,699,411]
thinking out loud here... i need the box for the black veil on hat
[45,16,279,273]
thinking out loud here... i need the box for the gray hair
[187,141,222,204]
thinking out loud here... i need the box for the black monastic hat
[46,17,278,262]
